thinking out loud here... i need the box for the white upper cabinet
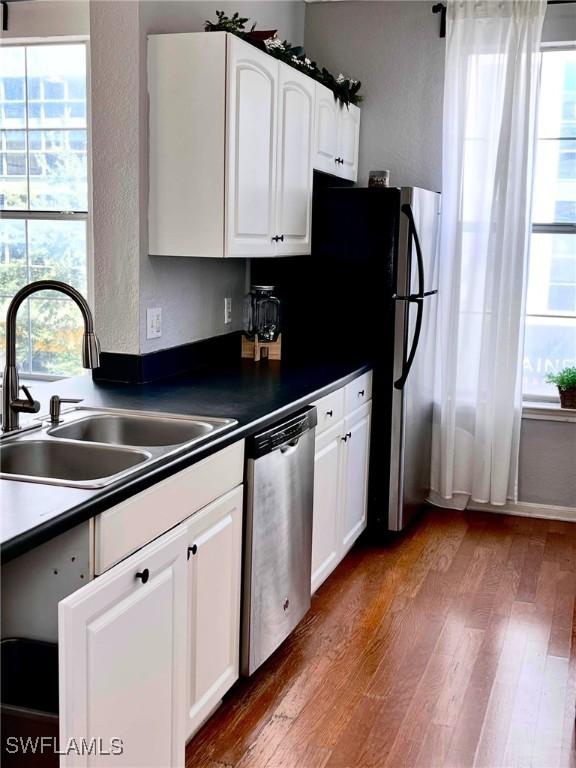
[275,64,315,256]
[226,35,278,258]
[313,82,339,176]
[148,33,360,258]
[313,83,361,182]
[148,33,227,260]
[59,525,187,768]
[337,104,361,182]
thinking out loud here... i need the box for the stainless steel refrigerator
[312,184,441,533]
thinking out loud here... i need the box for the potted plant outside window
[545,367,576,409]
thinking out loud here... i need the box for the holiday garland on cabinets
[204,11,362,107]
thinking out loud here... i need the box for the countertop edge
[1,363,371,563]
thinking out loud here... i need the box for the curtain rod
[433,0,576,38]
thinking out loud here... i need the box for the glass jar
[368,170,390,187]
[244,285,281,342]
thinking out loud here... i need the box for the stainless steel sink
[0,440,150,487]
[49,412,214,447]
[0,407,237,488]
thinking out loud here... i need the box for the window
[524,49,576,399]
[0,42,89,378]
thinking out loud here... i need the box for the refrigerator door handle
[394,297,423,390]
[400,203,425,297]
[393,203,438,390]
[393,289,438,302]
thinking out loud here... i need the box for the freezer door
[388,187,440,531]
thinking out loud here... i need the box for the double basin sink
[0,408,237,488]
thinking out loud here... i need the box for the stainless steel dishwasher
[241,407,317,676]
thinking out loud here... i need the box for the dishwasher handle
[278,438,301,456]
[247,407,317,459]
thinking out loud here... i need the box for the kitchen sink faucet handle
[49,395,83,426]
[11,384,41,415]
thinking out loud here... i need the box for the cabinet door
[185,486,243,741]
[59,526,187,768]
[226,35,278,257]
[341,401,372,553]
[313,83,339,176]
[275,63,314,256]
[311,422,344,594]
[337,104,361,182]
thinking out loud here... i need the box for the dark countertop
[1,359,371,563]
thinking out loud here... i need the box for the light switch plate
[147,307,162,339]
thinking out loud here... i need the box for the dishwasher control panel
[248,407,317,459]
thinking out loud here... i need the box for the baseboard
[466,499,576,523]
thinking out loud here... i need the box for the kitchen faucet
[2,280,100,434]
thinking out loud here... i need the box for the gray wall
[89,0,305,354]
[137,1,305,354]
[304,1,576,193]
[519,419,576,508]
[527,2,576,506]
[305,1,445,191]
[304,1,576,511]
[542,3,576,44]
[0,0,89,38]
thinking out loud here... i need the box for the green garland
[205,11,362,107]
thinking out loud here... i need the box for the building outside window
[0,42,89,378]
[524,48,576,399]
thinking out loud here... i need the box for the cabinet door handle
[326,409,333,417]
[279,234,284,242]
[358,389,365,397]
[135,568,149,584]
[272,235,285,243]
[341,432,352,442]
[187,544,198,560]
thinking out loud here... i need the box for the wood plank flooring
[185,508,576,768]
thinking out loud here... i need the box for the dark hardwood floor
[186,508,576,768]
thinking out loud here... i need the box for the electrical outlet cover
[147,307,162,339]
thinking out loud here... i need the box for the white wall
[305,1,444,191]
[90,1,142,355]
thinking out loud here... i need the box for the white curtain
[430,0,546,509]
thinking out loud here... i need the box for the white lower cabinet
[57,442,245,767]
[311,373,373,595]
[184,486,243,741]
[341,402,372,552]
[58,524,188,768]
[311,421,343,594]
